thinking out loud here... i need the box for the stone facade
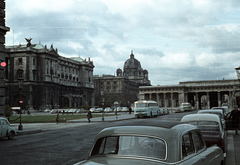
[94,51,151,108]
[139,79,239,110]
[5,40,94,110]
[0,0,9,116]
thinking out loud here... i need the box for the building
[5,39,94,110]
[94,51,151,108]
[139,78,240,110]
[0,0,9,116]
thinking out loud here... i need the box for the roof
[181,114,221,123]
[198,109,223,113]
[92,124,199,162]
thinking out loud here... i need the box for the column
[171,93,174,108]
[207,92,210,109]
[195,92,199,110]
[156,93,160,106]
[164,93,166,108]
[149,93,152,100]
[218,92,221,107]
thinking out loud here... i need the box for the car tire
[7,131,15,140]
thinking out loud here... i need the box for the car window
[182,132,195,158]
[192,131,205,152]
[187,121,220,132]
[92,136,166,160]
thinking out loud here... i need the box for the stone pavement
[10,113,240,165]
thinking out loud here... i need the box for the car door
[0,119,8,137]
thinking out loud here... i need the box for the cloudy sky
[5,0,240,85]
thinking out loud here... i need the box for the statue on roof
[25,38,32,47]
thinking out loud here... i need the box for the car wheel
[8,131,15,140]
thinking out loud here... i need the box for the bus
[134,100,159,118]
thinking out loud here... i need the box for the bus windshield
[136,103,148,108]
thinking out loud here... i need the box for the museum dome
[123,51,141,70]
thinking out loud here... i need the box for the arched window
[32,70,37,81]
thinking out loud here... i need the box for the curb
[17,129,43,135]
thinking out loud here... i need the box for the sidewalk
[11,113,135,135]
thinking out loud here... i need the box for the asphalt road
[0,111,212,165]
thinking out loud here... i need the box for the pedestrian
[87,110,92,123]
[56,110,60,124]
[229,105,240,135]
[129,107,132,114]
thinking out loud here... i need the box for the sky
[5,0,240,85]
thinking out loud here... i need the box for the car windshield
[186,121,220,132]
[91,136,166,160]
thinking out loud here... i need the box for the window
[33,70,37,81]
[33,58,36,66]
[192,131,204,152]
[182,133,194,158]
[18,58,22,65]
[92,136,166,160]
[17,69,23,78]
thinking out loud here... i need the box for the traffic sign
[19,99,23,105]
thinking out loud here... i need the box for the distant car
[160,108,169,115]
[0,117,17,140]
[121,107,128,112]
[44,109,51,113]
[104,107,113,113]
[181,114,227,158]
[175,107,182,113]
[50,109,57,114]
[95,108,103,113]
[179,102,192,111]
[74,124,224,165]
[115,107,122,112]
[90,108,96,113]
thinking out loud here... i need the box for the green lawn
[8,113,113,123]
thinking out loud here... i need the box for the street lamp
[18,78,23,130]
[100,89,105,121]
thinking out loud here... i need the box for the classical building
[139,78,240,110]
[0,0,9,116]
[5,39,94,110]
[94,51,151,108]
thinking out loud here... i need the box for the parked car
[104,107,113,113]
[50,109,57,114]
[159,108,169,115]
[181,114,227,159]
[114,107,122,112]
[44,108,51,113]
[89,108,96,113]
[95,108,103,113]
[211,107,228,116]
[0,117,17,140]
[74,124,224,165]
[197,109,226,129]
[121,107,129,112]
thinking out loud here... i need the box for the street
[0,111,236,165]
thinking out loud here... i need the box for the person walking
[56,110,60,124]
[87,110,92,123]
[129,107,132,114]
[229,105,240,135]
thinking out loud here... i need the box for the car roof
[181,114,221,123]
[134,100,157,104]
[198,109,223,113]
[91,124,199,162]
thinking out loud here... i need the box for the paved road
[1,111,239,165]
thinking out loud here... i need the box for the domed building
[94,51,151,108]
[118,50,150,86]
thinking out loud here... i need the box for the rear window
[186,121,220,132]
[91,136,166,160]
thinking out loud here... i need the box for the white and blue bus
[134,100,159,118]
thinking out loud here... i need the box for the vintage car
[0,117,17,140]
[179,102,192,112]
[197,109,226,128]
[181,114,227,159]
[74,124,224,165]
[211,107,228,116]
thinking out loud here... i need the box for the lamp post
[18,78,24,130]
[101,89,105,121]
